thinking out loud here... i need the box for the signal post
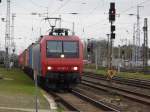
[107,2,116,79]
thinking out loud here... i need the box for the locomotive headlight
[73,66,78,71]
[47,66,52,70]
[60,54,64,58]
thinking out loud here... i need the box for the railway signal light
[111,32,115,39]
[122,50,125,55]
[109,2,116,22]
[12,49,15,53]
[87,46,91,53]
[87,42,93,53]
[111,25,115,32]
[111,24,115,39]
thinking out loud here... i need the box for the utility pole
[33,70,38,112]
[5,0,11,68]
[132,24,136,68]
[87,39,91,64]
[95,41,98,70]
[106,34,110,68]
[59,15,61,28]
[143,18,148,72]
[0,1,1,51]
[11,13,16,67]
[11,13,15,50]
[135,5,143,67]
[118,45,121,72]
[72,22,75,35]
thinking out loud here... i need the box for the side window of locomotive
[63,41,79,57]
[47,41,62,57]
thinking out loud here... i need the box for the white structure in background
[148,60,150,66]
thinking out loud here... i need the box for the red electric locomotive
[19,28,83,89]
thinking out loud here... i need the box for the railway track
[48,90,120,112]
[43,72,150,112]
[83,72,150,89]
[48,91,81,112]
[75,83,150,112]
[82,76,150,105]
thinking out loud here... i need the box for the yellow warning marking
[106,69,117,80]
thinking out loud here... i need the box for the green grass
[84,68,106,76]
[84,67,150,80]
[117,72,150,80]
[57,107,65,112]
[0,68,34,94]
[0,67,49,109]
[84,64,106,70]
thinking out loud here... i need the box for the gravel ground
[77,83,150,112]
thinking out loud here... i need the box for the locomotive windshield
[47,40,79,58]
[63,42,77,53]
[47,41,62,53]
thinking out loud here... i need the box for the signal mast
[108,2,116,70]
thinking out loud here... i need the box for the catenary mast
[5,0,11,68]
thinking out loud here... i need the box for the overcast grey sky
[0,0,150,54]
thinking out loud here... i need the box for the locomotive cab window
[47,41,62,57]
[46,40,79,58]
[63,41,79,57]
[47,41,62,53]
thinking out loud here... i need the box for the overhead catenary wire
[86,0,103,17]
[51,0,71,15]
[28,0,47,8]
[85,0,150,32]
[5,0,150,53]
[74,0,106,30]
[73,1,102,38]
[120,0,150,14]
